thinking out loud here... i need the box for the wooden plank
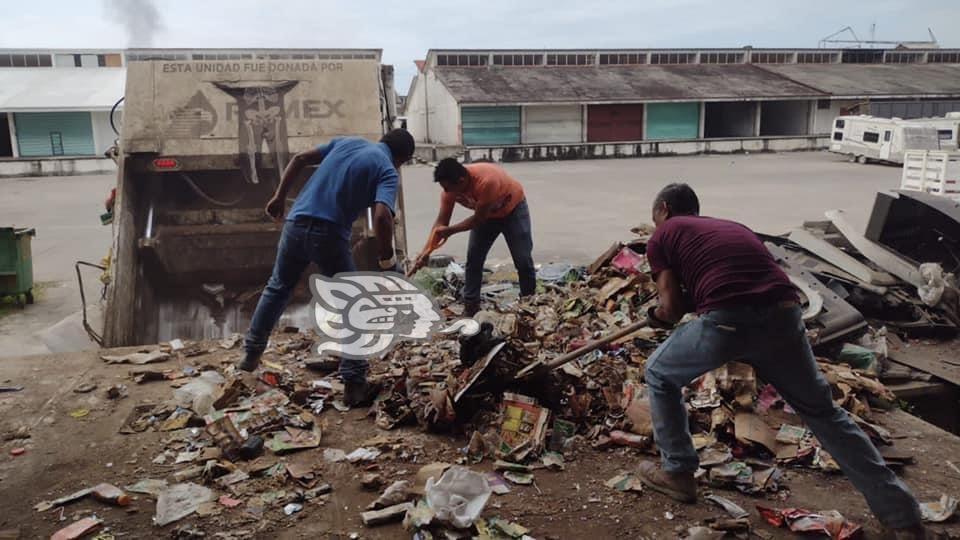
[889,354,960,387]
[825,209,923,287]
[788,228,896,285]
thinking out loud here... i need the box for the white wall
[91,110,119,154]
[523,105,583,143]
[405,70,460,145]
[813,99,858,134]
[405,74,427,142]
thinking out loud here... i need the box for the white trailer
[829,113,960,165]
[900,150,960,201]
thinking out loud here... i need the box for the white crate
[900,150,960,201]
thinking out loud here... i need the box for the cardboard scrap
[362,502,413,527]
[775,424,807,445]
[101,350,169,365]
[50,517,102,540]
[920,494,958,523]
[497,393,550,461]
[264,427,321,454]
[605,472,643,493]
[734,412,783,454]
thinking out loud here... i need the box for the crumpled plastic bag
[918,263,946,307]
[424,466,491,528]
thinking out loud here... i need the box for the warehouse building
[404,48,960,151]
[0,49,125,162]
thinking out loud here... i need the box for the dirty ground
[0,347,958,539]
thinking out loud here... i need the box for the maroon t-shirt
[645,216,797,313]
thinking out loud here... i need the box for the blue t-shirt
[287,137,398,236]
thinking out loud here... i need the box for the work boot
[464,301,481,318]
[237,351,261,373]
[343,380,379,408]
[636,461,697,503]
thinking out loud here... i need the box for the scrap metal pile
[35,193,960,538]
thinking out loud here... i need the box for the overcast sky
[1,0,957,92]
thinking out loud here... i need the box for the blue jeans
[645,304,921,529]
[464,199,536,305]
[244,218,368,383]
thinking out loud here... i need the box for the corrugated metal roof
[0,68,125,112]
[434,64,826,104]
[757,64,960,98]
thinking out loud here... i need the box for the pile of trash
[33,197,960,537]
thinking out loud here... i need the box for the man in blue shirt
[239,129,415,406]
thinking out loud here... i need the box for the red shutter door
[587,104,644,142]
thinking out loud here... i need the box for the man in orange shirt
[414,158,535,316]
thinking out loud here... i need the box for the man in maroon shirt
[637,184,923,537]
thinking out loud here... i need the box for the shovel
[513,317,651,380]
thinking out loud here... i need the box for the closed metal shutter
[523,105,582,143]
[646,103,699,140]
[462,106,520,146]
[14,112,96,157]
[587,104,644,142]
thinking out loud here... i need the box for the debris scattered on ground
[50,517,103,540]
[154,483,214,526]
[100,349,169,365]
[757,506,862,540]
[920,494,958,523]
[30,210,957,538]
[424,466,492,529]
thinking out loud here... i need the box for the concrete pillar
[698,102,706,138]
[7,113,19,158]
[753,102,762,137]
[581,104,588,143]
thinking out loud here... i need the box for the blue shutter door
[645,103,700,140]
[14,112,96,157]
[462,106,521,146]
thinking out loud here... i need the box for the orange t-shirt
[440,163,525,219]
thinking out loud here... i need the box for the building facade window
[842,49,884,64]
[0,53,53,67]
[649,52,696,64]
[884,52,923,64]
[492,54,541,66]
[436,54,489,66]
[797,52,835,64]
[928,52,960,63]
[545,54,593,66]
[752,52,792,64]
[701,52,743,64]
[599,53,646,65]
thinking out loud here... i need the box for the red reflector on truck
[152,158,180,170]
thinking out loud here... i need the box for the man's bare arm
[652,269,686,325]
[438,203,493,238]
[372,202,395,262]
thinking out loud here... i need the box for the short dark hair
[380,129,416,164]
[434,157,467,183]
[654,183,700,216]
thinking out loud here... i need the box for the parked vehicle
[103,50,404,346]
[829,113,960,165]
[900,150,960,201]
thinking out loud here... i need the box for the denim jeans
[463,199,536,305]
[644,304,921,528]
[244,218,368,383]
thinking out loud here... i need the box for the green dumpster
[0,227,36,306]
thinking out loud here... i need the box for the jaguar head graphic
[310,272,444,359]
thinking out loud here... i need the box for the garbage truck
[102,49,407,346]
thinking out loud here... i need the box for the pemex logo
[310,272,444,359]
